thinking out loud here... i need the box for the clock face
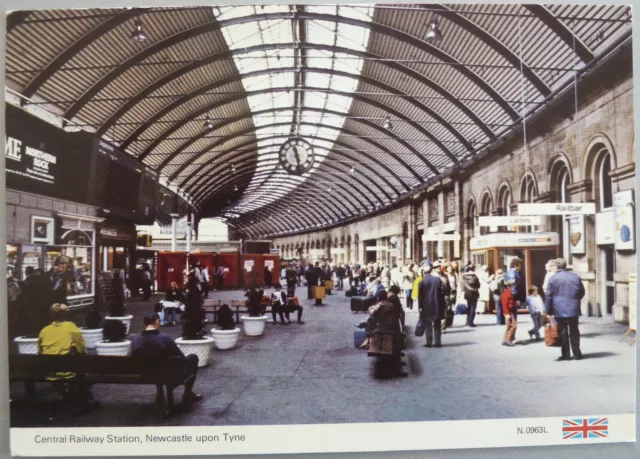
[279,138,314,175]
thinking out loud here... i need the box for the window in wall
[520,175,538,233]
[498,186,512,232]
[598,153,613,210]
[551,164,571,263]
[480,194,493,235]
[467,201,478,256]
[47,229,94,298]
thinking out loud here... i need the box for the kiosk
[469,232,559,294]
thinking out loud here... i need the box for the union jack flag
[562,418,609,439]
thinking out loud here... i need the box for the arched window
[466,200,478,258]
[520,174,538,233]
[311,241,315,249]
[480,193,493,235]
[550,160,572,261]
[597,153,613,210]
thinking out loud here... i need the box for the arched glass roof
[4,3,632,237]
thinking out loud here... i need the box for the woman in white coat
[476,265,491,314]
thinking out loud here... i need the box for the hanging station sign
[478,216,542,227]
[518,203,596,215]
[422,233,461,242]
[568,215,586,255]
[614,190,635,251]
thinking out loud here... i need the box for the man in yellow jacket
[38,303,99,414]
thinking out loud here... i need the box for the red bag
[545,323,560,347]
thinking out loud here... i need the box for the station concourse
[4,4,636,428]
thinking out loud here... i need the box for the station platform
[9,285,635,427]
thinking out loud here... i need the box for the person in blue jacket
[544,258,585,361]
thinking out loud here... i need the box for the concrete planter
[211,328,241,350]
[80,328,103,350]
[14,336,38,355]
[95,340,131,356]
[241,315,268,337]
[175,337,215,367]
[104,315,133,334]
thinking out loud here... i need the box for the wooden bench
[10,354,192,416]
[202,299,222,323]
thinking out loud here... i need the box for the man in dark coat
[545,258,585,361]
[418,263,446,348]
[18,267,54,337]
[306,263,318,299]
[336,264,346,290]
[264,266,273,288]
[462,265,480,327]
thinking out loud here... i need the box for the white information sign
[595,209,616,245]
[614,190,635,251]
[422,234,461,242]
[330,248,345,254]
[366,246,388,251]
[568,215,586,255]
[518,203,596,215]
[478,216,542,227]
[264,260,274,271]
[244,260,254,272]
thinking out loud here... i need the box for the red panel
[241,254,264,286]
[215,253,240,289]
[262,254,281,284]
[188,252,215,287]
[157,252,187,292]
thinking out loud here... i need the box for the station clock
[278,138,315,175]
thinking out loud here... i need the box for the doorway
[601,246,615,316]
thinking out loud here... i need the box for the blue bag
[456,304,468,315]
[414,319,426,337]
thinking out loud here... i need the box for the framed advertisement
[614,190,635,251]
[30,216,54,244]
[568,215,586,255]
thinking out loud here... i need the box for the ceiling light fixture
[130,20,148,42]
[383,116,393,131]
[426,17,443,43]
[231,164,236,172]
[204,118,213,129]
[234,185,238,191]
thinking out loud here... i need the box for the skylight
[213,5,373,219]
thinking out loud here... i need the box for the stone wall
[272,43,635,323]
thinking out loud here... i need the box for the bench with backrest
[10,354,191,416]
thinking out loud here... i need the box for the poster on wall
[568,215,586,255]
[244,260,254,272]
[265,260,274,271]
[614,190,635,251]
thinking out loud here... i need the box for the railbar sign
[518,203,596,215]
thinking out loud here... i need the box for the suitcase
[445,308,454,327]
[351,296,374,312]
[345,286,357,297]
[545,323,560,347]
[354,329,367,348]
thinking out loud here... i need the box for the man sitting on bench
[131,312,203,414]
[38,303,100,415]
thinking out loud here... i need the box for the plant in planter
[175,304,214,368]
[80,307,103,350]
[241,287,268,337]
[211,304,240,350]
[96,319,131,356]
[104,271,133,333]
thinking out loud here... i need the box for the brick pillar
[454,181,462,261]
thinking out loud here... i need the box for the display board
[89,138,158,223]
[5,104,93,202]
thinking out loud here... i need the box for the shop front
[470,232,559,293]
[97,220,137,281]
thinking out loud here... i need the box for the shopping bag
[414,319,426,337]
[545,323,560,347]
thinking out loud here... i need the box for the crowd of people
[292,256,584,362]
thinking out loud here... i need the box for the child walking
[501,279,517,347]
[526,286,545,340]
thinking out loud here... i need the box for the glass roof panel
[213,5,373,217]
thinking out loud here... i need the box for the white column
[170,213,179,252]
[186,222,192,252]
[438,191,445,259]
[454,181,462,261]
